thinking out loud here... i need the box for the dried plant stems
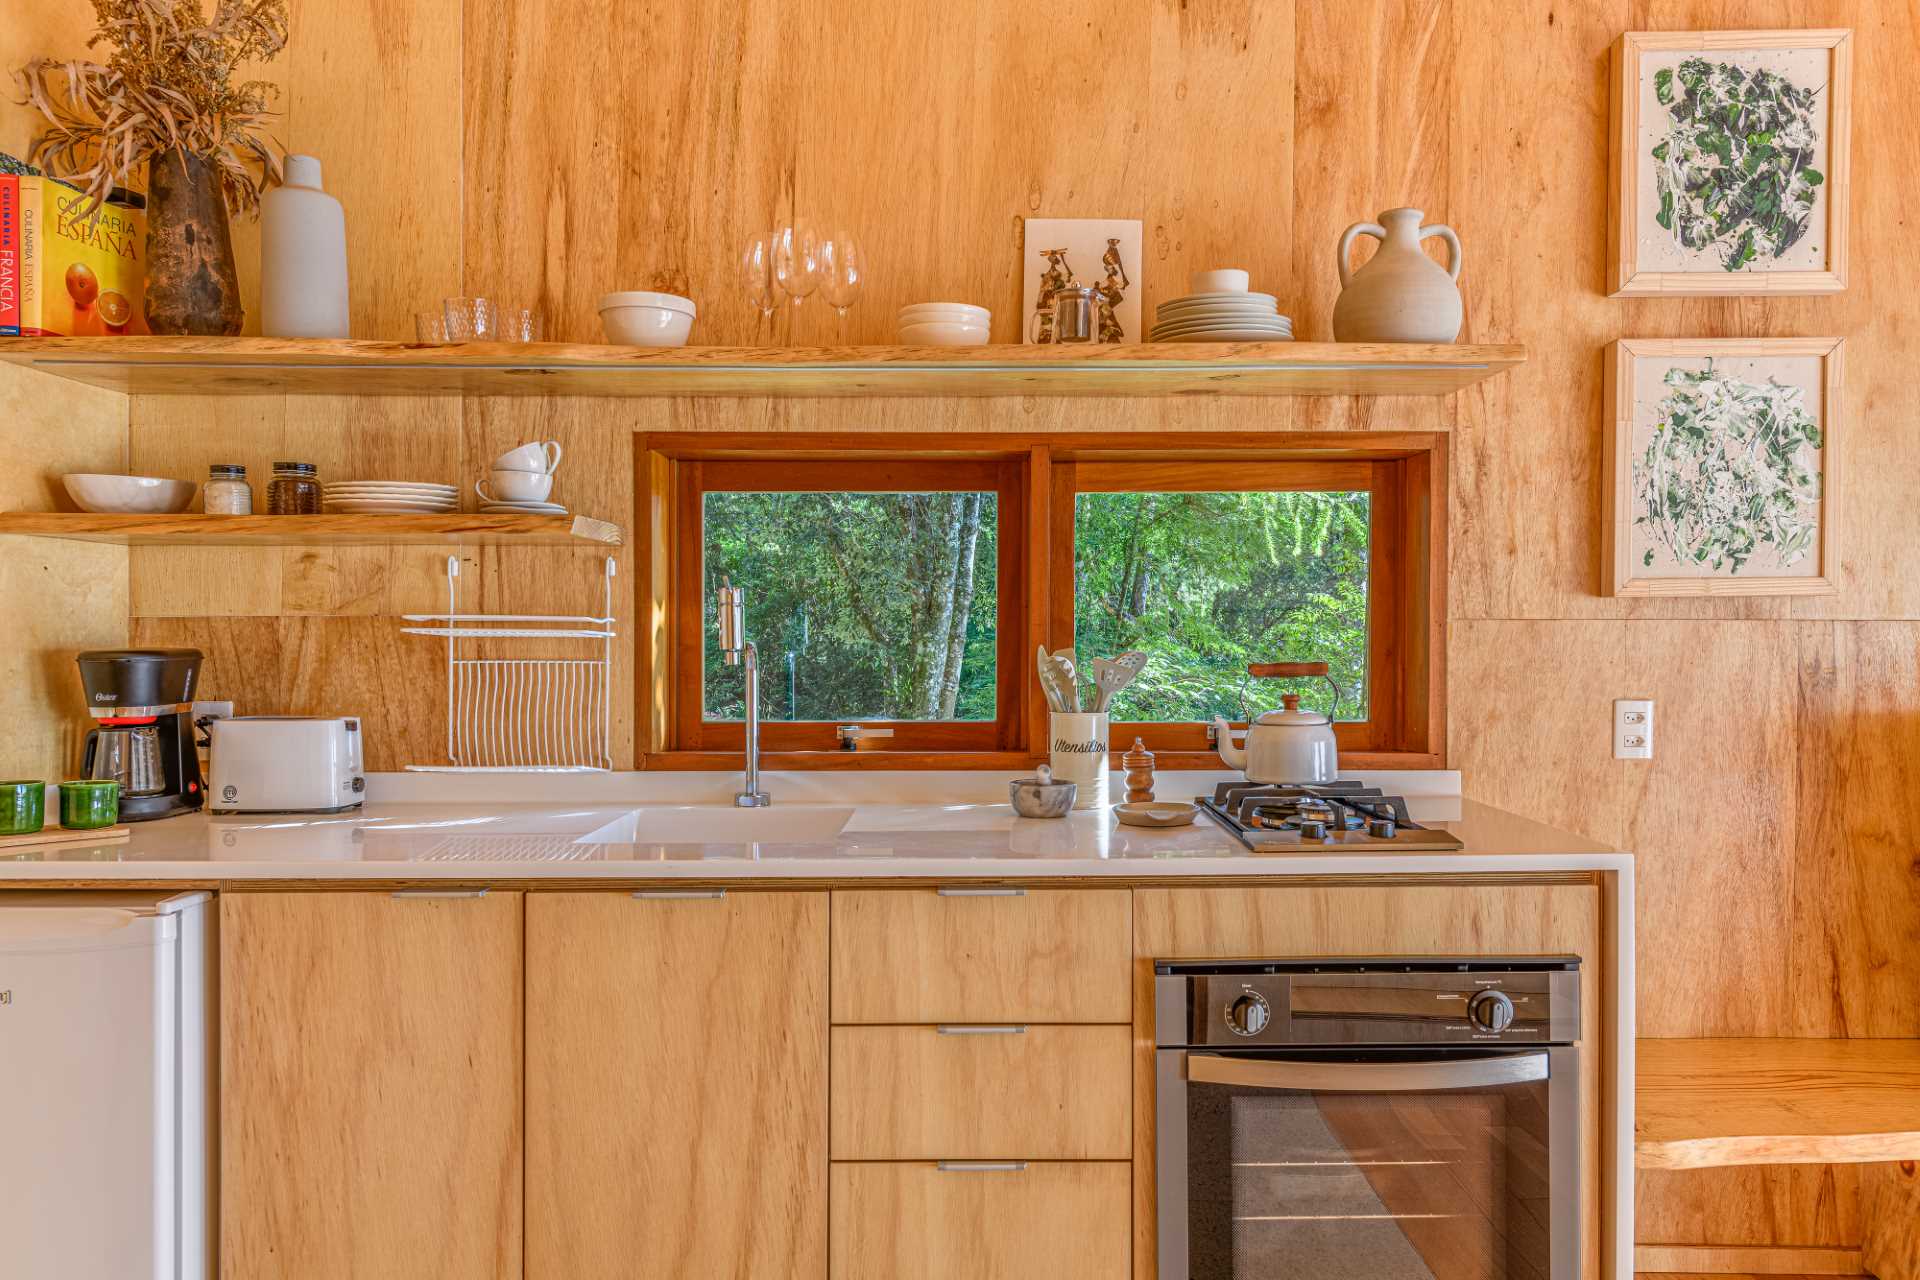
[13,0,288,216]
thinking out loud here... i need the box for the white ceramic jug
[261,155,349,338]
[1332,207,1462,343]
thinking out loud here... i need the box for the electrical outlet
[1613,699,1653,760]
[190,700,234,725]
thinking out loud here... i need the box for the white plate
[1157,290,1278,311]
[480,502,569,514]
[323,500,458,514]
[1154,306,1282,325]
[325,482,457,493]
[1153,314,1292,329]
[1152,329,1297,343]
[1151,323,1294,339]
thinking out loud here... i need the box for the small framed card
[1020,217,1142,344]
[1603,338,1842,597]
[1608,29,1851,296]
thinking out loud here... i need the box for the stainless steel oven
[1155,958,1580,1280]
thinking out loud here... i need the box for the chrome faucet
[715,580,769,807]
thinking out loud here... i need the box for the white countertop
[0,793,1626,882]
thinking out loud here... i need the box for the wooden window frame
[638,432,1446,771]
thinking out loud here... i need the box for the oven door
[1156,1047,1578,1280]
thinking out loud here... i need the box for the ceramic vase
[260,155,349,338]
[1331,207,1463,343]
[1050,711,1110,811]
[144,148,243,335]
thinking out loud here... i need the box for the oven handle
[1187,1050,1549,1092]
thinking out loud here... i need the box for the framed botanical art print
[1604,338,1841,597]
[1609,29,1851,296]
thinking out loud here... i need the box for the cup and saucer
[478,440,567,514]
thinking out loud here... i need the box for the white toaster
[208,716,366,814]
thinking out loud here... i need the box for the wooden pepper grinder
[1122,737,1156,804]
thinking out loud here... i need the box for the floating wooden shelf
[0,511,624,546]
[1636,1038,1920,1169]
[0,336,1527,398]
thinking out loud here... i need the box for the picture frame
[1603,338,1842,597]
[1608,29,1851,297]
[1020,217,1142,344]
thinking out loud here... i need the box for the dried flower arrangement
[14,0,288,216]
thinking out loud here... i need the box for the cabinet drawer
[831,1024,1129,1160]
[831,1161,1128,1280]
[830,888,1129,1023]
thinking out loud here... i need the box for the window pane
[1073,490,1370,722]
[703,491,998,722]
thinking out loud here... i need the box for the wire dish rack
[402,555,616,772]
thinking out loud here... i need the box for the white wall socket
[1613,699,1654,760]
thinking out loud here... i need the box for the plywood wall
[0,0,1896,1251]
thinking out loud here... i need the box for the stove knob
[1225,992,1271,1037]
[1297,820,1328,840]
[1368,818,1397,838]
[1467,990,1517,1033]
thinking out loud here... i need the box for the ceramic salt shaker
[261,155,349,338]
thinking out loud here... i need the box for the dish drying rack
[402,555,616,772]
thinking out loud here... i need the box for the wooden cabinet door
[526,890,828,1279]
[221,889,523,1280]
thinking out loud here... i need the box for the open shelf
[0,511,624,546]
[1636,1038,1920,1169]
[0,336,1527,398]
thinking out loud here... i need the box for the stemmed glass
[818,233,863,340]
[740,232,779,323]
[772,223,822,326]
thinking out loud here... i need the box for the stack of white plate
[479,500,569,515]
[898,302,990,346]
[322,481,458,514]
[1149,285,1293,343]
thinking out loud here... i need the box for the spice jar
[1051,284,1096,344]
[267,462,321,515]
[203,464,252,515]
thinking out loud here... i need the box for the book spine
[0,174,17,335]
[18,177,40,336]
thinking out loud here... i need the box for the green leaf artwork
[1634,363,1823,575]
[1651,57,1823,271]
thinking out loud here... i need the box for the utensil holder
[1049,712,1109,810]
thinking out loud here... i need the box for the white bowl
[1189,268,1251,294]
[599,291,697,347]
[900,301,989,320]
[63,473,197,514]
[898,321,990,346]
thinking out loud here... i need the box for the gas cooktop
[1196,781,1465,853]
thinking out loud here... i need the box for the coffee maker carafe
[77,648,207,822]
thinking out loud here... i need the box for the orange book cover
[17,176,148,336]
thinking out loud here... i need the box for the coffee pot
[1212,661,1340,784]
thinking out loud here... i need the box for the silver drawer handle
[391,888,489,899]
[631,889,727,900]
[937,1024,1027,1035]
[935,887,1025,897]
[937,1161,1028,1173]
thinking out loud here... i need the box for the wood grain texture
[1636,1039,1920,1170]
[830,887,1131,1024]
[830,1024,1130,1160]
[219,890,523,1280]
[829,1161,1130,1280]
[1132,884,1603,1280]
[1634,1245,1866,1275]
[1862,1161,1919,1280]
[0,512,623,545]
[525,890,827,1280]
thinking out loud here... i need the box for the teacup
[476,469,554,504]
[494,440,563,474]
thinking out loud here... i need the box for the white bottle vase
[260,155,349,338]
[1331,207,1463,343]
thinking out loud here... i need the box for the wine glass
[740,232,779,324]
[818,233,863,339]
[773,223,821,308]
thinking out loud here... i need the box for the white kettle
[1213,662,1339,784]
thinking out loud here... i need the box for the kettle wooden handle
[1248,662,1330,678]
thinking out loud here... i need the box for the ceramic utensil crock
[1050,711,1110,810]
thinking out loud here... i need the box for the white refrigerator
[0,891,214,1279]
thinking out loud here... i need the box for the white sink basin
[581,805,856,845]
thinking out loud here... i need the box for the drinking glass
[818,233,863,337]
[443,297,500,341]
[414,311,449,343]
[740,232,779,320]
[773,223,821,307]
[499,306,544,343]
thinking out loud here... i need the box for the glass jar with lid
[266,462,321,515]
[1051,284,1096,344]
[204,464,252,515]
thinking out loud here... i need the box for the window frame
[637,432,1445,771]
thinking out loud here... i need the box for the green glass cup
[0,780,47,836]
[59,779,121,830]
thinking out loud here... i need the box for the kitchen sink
[580,805,856,844]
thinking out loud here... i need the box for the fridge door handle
[1186,1051,1549,1092]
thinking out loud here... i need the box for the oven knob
[1468,990,1517,1033]
[1225,992,1271,1037]
[1297,820,1328,840]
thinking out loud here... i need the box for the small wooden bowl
[1113,801,1198,829]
